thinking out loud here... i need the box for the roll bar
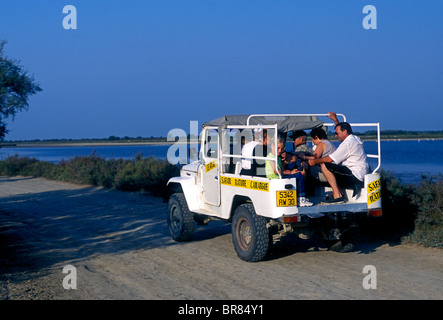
[203,113,381,176]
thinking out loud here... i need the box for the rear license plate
[276,190,297,207]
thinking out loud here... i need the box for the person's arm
[270,160,279,175]
[328,112,339,125]
[282,167,302,175]
[312,142,325,159]
[308,155,333,166]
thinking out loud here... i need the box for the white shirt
[329,134,368,182]
[241,141,259,169]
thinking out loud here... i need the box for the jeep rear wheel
[231,203,269,262]
[167,193,194,241]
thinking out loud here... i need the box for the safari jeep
[166,114,382,262]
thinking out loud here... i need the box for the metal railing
[203,113,381,177]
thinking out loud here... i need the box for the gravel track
[0,176,441,300]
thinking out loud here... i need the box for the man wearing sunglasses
[308,112,369,203]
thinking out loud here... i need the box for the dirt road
[0,176,441,300]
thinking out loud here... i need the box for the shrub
[113,156,179,195]
[377,170,418,238]
[353,170,442,248]
[404,175,443,247]
[0,154,41,176]
[0,153,179,197]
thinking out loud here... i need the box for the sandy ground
[0,176,441,300]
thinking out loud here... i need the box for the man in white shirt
[241,129,268,176]
[241,138,259,171]
[308,113,369,203]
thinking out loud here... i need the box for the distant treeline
[357,130,443,140]
[4,130,443,144]
[4,136,168,144]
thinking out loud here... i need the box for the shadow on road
[264,231,395,261]
[0,186,173,278]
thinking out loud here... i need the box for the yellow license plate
[276,190,297,207]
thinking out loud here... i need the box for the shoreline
[0,141,178,148]
[1,137,443,148]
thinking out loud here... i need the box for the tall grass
[0,153,179,197]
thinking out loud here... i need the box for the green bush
[378,170,417,237]
[405,175,443,247]
[0,155,41,176]
[0,153,179,197]
[366,170,442,248]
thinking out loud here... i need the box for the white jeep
[166,114,382,262]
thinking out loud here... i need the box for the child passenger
[265,137,313,207]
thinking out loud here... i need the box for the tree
[0,40,42,140]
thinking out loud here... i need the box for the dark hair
[310,127,328,140]
[291,130,307,139]
[336,122,353,135]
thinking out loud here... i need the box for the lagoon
[1,140,442,184]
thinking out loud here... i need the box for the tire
[231,203,269,262]
[167,193,194,241]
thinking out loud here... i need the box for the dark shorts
[324,163,363,188]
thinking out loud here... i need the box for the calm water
[1,140,442,184]
[0,145,171,163]
[354,140,442,184]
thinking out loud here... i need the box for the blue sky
[1,0,442,140]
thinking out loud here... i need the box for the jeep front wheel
[167,193,194,241]
[231,203,269,262]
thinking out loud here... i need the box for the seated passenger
[266,137,313,207]
[241,129,267,177]
[290,130,314,157]
[288,130,313,175]
[307,127,337,183]
[308,113,369,203]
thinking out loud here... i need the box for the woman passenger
[307,127,336,182]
